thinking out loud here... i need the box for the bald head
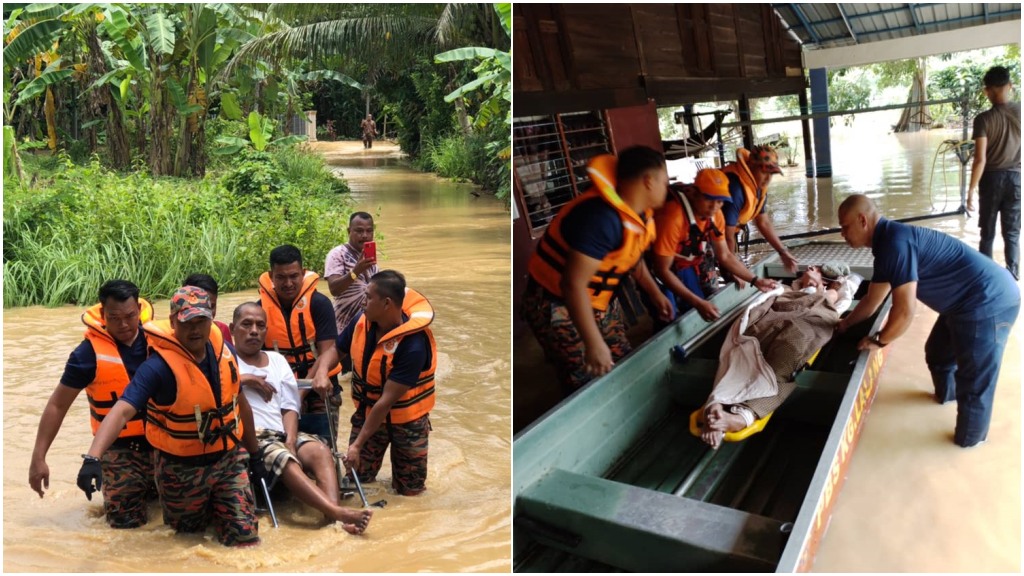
[837,194,880,249]
[838,194,878,220]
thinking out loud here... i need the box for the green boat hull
[514,242,891,572]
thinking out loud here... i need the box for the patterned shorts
[349,410,431,496]
[100,440,156,529]
[523,280,632,394]
[155,447,259,546]
[255,429,327,488]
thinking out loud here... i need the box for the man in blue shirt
[29,280,153,528]
[836,194,1020,447]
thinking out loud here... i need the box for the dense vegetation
[3,147,350,307]
[3,3,510,308]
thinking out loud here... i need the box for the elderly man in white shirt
[231,302,372,534]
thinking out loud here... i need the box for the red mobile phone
[363,241,376,261]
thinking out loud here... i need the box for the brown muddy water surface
[3,141,511,572]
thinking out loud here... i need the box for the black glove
[77,456,102,501]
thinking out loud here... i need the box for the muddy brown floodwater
[3,141,511,572]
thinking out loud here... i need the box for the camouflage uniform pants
[100,440,156,528]
[349,410,430,496]
[523,280,631,394]
[155,447,259,546]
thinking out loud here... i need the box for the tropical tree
[226,3,507,133]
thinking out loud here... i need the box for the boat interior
[514,243,888,573]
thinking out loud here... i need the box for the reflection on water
[3,153,511,572]
[757,128,970,237]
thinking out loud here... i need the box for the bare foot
[705,403,749,433]
[700,428,724,449]
[698,405,724,449]
[335,507,373,534]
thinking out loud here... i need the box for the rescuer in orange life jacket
[720,145,800,275]
[651,168,778,325]
[257,244,341,444]
[524,145,675,395]
[30,279,155,528]
[312,270,437,496]
[78,286,261,546]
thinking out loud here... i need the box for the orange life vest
[257,270,341,379]
[666,187,724,272]
[527,154,657,312]
[82,299,154,438]
[721,148,769,227]
[142,319,243,457]
[350,288,437,425]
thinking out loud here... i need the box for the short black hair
[183,273,218,296]
[269,244,303,268]
[98,279,140,306]
[983,66,1011,88]
[370,270,406,306]
[349,211,374,225]
[232,301,265,324]
[616,146,666,184]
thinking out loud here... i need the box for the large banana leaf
[495,3,511,37]
[247,111,272,152]
[167,77,203,115]
[212,135,248,155]
[271,135,308,148]
[102,7,147,73]
[434,46,501,63]
[196,7,218,76]
[23,4,64,21]
[144,12,175,55]
[219,91,242,121]
[299,70,364,91]
[435,46,510,74]
[14,67,72,106]
[84,68,123,94]
[442,71,500,103]
[3,19,63,64]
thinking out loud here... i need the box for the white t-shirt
[237,352,301,433]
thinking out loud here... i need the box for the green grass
[3,150,354,308]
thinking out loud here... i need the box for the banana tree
[212,110,306,155]
[4,3,69,154]
[434,4,510,157]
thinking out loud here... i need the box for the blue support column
[809,68,832,178]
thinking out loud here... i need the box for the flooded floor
[514,125,1021,571]
[3,141,511,572]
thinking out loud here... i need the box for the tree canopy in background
[3,2,511,198]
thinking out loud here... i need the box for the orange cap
[693,168,732,202]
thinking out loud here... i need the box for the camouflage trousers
[100,439,156,529]
[523,280,632,394]
[155,447,259,546]
[349,410,431,496]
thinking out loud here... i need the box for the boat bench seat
[516,468,788,572]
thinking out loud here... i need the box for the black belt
[156,447,236,466]
[111,436,152,452]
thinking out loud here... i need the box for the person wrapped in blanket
[698,261,863,448]
[231,302,372,533]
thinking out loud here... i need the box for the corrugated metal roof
[773,3,1021,49]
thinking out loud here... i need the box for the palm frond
[225,14,438,77]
